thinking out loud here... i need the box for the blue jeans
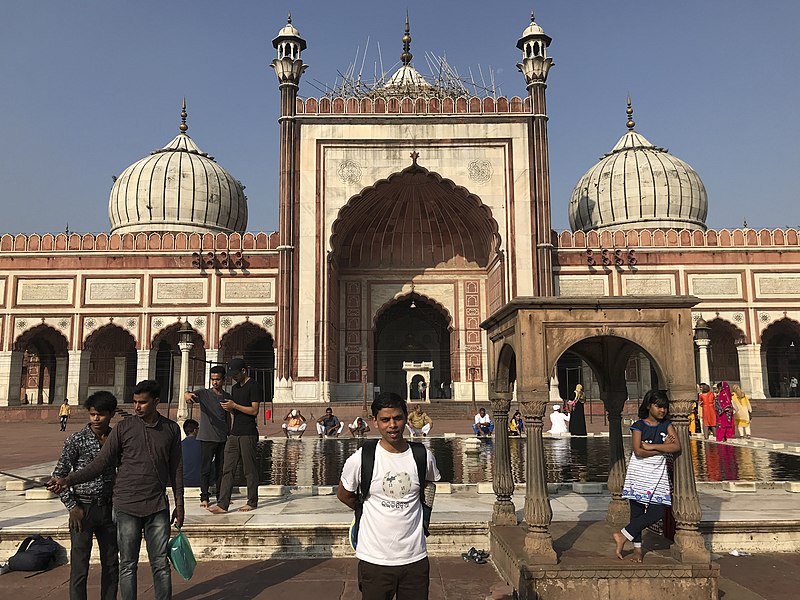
[473,422,494,435]
[114,509,171,600]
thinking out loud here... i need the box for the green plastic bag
[168,528,196,581]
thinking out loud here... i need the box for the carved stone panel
[755,274,800,297]
[688,274,741,298]
[622,274,674,296]
[152,278,207,304]
[555,275,607,297]
[16,278,74,305]
[220,278,275,304]
[84,278,140,305]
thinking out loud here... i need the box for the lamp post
[693,316,711,385]
[361,366,368,417]
[470,367,478,414]
[177,320,195,427]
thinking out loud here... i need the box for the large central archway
[327,161,503,399]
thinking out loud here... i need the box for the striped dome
[568,126,708,233]
[109,128,247,235]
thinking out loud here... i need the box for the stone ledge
[722,481,757,493]
[435,482,453,494]
[785,482,800,493]
[25,488,57,500]
[6,480,35,491]
[572,482,603,495]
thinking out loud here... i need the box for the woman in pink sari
[714,381,735,442]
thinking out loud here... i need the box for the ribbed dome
[109,112,247,235]
[568,110,708,233]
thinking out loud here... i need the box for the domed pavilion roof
[109,101,247,235]
[568,99,708,232]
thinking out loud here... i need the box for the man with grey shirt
[185,365,231,507]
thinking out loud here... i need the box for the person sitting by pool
[282,409,307,438]
[348,416,370,437]
[547,404,570,434]
[509,410,525,436]
[316,407,344,437]
[407,404,433,437]
[473,407,494,437]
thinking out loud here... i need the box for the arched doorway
[15,325,69,404]
[329,161,502,400]
[707,318,743,385]
[556,348,659,405]
[761,318,800,397]
[151,324,206,405]
[373,294,452,399]
[84,325,137,402]
[219,323,275,402]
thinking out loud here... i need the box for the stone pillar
[66,350,89,403]
[737,344,766,398]
[136,349,152,384]
[0,350,23,406]
[695,338,711,385]
[490,393,516,525]
[604,389,628,526]
[520,389,557,563]
[113,356,126,400]
[54,356,68,402]
[669,387,710,563]
[177,341,193,425]
[760,347,770,398]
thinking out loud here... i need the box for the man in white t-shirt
[547,404,571,434]
[338,392,441,599]
[472,407,494,437]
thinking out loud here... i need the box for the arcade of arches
[328,164,503,401]
[4,321,275,406]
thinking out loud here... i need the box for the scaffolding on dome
[306,40,501,100]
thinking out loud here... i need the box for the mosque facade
[0,14,798,407]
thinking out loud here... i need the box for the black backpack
[351,440,432,547]
[8,535,60,572]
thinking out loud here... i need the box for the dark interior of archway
[86,325,137,400]
[707,320,742,384]
[374,297,451,400]
[16,326,68,404]
[332,170,497,269]
[152,326,207,398]
[220,323,275,402]
[762,320,800,397]
[556,349,660,402]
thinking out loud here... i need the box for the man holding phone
[185,365,231,507]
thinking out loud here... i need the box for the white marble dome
[568,106,708,233]
[109,110,247,235]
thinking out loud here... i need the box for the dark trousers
[114,508,171,600]
[200,440,226,502]
[358,557,430,600]
[623,500,666,544]
[69,502,118,600]
[60,416,69,431]
[217,434,259,510]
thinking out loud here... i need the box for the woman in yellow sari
[731,384,752,438]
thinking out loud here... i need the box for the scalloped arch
[372,292,454,331]
[330,163,501,269]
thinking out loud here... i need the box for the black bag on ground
[8,535,60,571]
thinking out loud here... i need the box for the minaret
[517,12,555,296]
[270,14,307,397]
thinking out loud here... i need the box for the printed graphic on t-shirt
[382,470,412,508]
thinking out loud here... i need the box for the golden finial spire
[287,11,292,24]
[400,12,413,66]
[626,94,635,130]
[180,97,188,133]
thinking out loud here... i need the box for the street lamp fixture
[176,319,195,427]
[693,316,710,341]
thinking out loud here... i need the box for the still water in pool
[233,437,800,486]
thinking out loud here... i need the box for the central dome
[568,101,708,232]
[109,103,247,235]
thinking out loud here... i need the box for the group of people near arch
[696,381,753,441]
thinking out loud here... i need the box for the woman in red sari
[714,381,735,442]
[698,383,716,440]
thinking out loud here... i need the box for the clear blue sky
[1,1,798,234]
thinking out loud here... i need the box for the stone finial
[180,97,188,133]
[401,13,413,66]
[626,94,635,130]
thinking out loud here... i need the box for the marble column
[136,349,152,384]
[695,338,711,385]
[66,350,90,404]
[113,356,127,401]
[0,350,23,406]
[669,387,710,563]
[176,341,193,423]
[490,392,516,525]
[520,389,557,563]
[54,356,68,402]
[736,344,766,399]
[604,388,628,526]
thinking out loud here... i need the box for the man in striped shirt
[52,391,119,600]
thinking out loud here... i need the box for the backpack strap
[358,440,379,500]
[14,536,36,555]
[409,441,432,537]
